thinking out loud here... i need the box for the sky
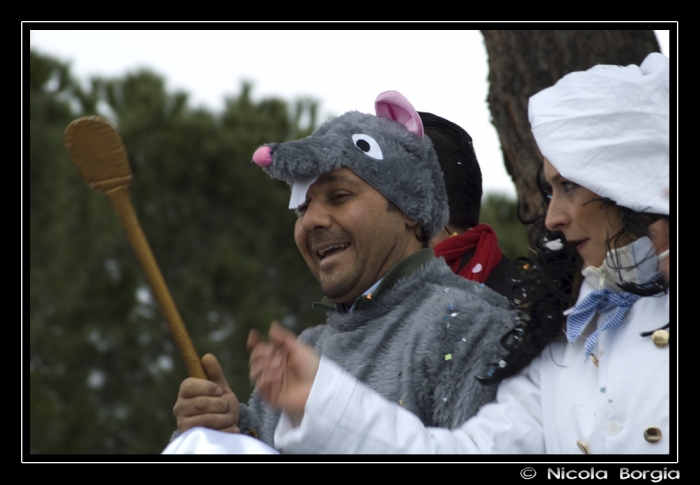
[28,28,671,199]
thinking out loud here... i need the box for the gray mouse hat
[252,90,449,241]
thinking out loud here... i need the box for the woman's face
[543,158,629,268]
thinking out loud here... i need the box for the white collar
[580,236,660,291]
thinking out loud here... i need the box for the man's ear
[404,216,419,228]
[411,222,427,247]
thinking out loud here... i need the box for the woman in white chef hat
[245,52,673,455]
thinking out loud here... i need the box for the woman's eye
[562,181,579,192]
[331,193,351,202]
[352,134,384,160]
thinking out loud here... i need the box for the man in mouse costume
[169,91,517,451]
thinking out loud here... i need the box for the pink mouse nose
[252,146,272,167]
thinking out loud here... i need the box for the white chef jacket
[274,238,672,454]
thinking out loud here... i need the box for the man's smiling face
[293,167,420,304]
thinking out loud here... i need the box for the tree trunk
[481,30,661,222]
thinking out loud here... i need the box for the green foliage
[28,50,324,454]
[479,192,530,262]
[28,49,532,456]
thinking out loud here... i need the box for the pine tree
[29,51,324,454]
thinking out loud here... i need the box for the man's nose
[300,201,332,233]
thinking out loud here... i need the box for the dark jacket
[456,248,516,301]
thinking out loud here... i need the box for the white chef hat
[528,52,670,215]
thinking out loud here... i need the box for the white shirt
[274,238,671,454]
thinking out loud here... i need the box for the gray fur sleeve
[430,290,516,429]
[238,395,281,447]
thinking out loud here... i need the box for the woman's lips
[568,239,588,251]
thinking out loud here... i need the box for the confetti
[544,238,564,251]
[444,353,453,361]
[444,288,450,293]
[447,304,454,311]
[450,312,458,317]
[472,263,483,273]
[600,387,606,393]
[498,360,507,368]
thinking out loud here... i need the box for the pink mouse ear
[375,90,424,139]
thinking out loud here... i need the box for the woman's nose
[544,198,568,232]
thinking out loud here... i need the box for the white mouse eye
[352,134,384,160]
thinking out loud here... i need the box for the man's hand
[172,353,240,433]
[247,322,320,420]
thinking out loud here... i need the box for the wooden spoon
[63,116,206,379]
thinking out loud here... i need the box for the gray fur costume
[238,249,516,446]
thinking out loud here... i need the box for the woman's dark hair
[479,164,668,384]
[478,167,577,384]
[599,202,669,296]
